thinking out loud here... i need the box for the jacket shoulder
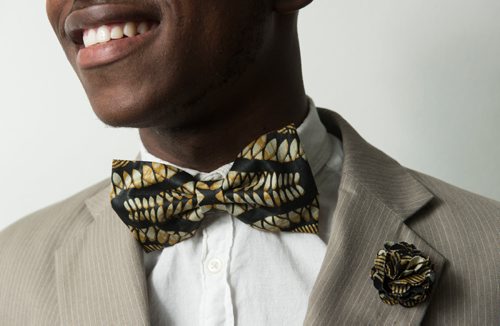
[406,167,499,236]
[407,168,500,216]
[0,178,109,253]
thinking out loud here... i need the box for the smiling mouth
[64,3,161,69]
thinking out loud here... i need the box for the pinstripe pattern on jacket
[1,108,498,325]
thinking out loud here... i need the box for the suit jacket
[1,108,499,325]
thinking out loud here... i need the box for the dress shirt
[139,96,344,326]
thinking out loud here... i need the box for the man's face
[46,0,270,128]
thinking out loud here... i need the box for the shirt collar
[139,96,332,180]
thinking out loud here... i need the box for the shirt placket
[199,172,235,326]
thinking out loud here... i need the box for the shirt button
[206,257,223,273]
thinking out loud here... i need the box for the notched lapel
[54,184,151,326]
[303,109,448,325]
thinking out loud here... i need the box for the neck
[139,23,307,172]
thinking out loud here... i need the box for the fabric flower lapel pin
[370,241,435,308]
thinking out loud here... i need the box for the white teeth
[82,22,152,48]
[110,25,124,39]
[83,29,97,47]
[137,22,149,34]
[96,25,111,43]
[123,22,137,37]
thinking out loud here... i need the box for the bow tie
[110,124,320,253]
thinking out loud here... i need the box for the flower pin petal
[370,241,435,308]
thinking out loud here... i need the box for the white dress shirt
[139,97,344,326]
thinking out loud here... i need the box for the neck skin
[139,15,308,172]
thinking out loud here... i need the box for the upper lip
[64,2,161,45]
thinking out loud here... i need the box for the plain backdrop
[1,0,499,231]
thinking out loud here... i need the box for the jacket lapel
[54,184,151,325]
[303,109,447,325]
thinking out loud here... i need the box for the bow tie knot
[111,124,321,252]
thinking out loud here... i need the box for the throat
[138,95,309,172]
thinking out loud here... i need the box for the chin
[85,80,208,129]
[91,104,151,128]
[86,86,161,128]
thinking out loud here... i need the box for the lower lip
[77,27,157,69]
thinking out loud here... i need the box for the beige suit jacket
[1,109,499,325]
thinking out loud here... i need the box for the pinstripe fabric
[1,108,499,325]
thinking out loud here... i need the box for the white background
[1,0,499,231]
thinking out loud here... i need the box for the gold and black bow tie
[110,124,320,253]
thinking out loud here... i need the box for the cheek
[60,0,269,128]
[45,0,68,32]
[46,0,77,67]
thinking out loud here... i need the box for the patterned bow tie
[110,124,320,253]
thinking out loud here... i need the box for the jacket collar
[55,108,446,325]
[54,181,150,325]
[317,107,435,219]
